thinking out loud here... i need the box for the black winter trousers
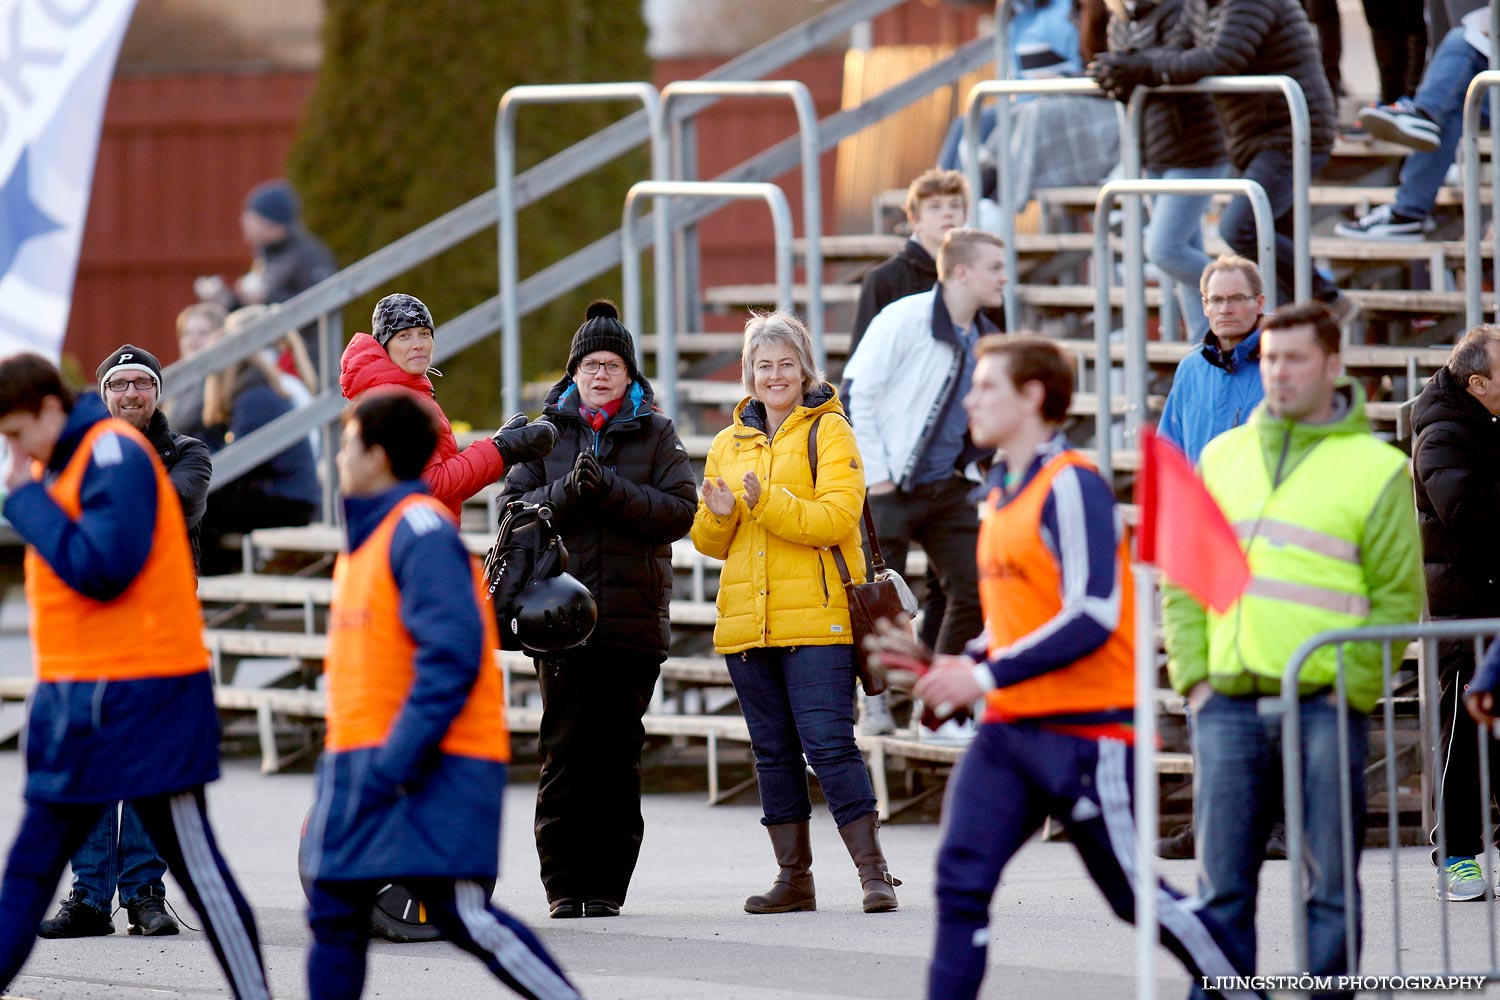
[534,649,661,907]
[1434,631,1500,860]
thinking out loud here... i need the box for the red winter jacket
[339,333,505,517]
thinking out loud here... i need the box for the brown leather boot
[744,822,816,914]
[837,812,901,912]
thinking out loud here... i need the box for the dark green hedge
[287,1,652,426]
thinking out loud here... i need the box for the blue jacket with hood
[1157,327,1264,463]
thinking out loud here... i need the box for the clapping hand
[742,471,762,510]
[701,476,737,517]
[565,451,604,502]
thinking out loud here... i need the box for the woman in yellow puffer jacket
[692,311,900,916]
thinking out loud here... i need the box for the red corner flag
[1136,426,1250,613]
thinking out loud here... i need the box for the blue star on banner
[0,150,63,281]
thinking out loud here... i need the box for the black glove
[1091,51,1155,103]
[564,450,604,502]
[493,413,558,467]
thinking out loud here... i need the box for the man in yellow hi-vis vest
[1164,301,1423,999]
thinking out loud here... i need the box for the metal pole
[1462,74,1500,327]
[496,83,664,418]
[661,82,825,367]
[963,78,1104,334]
[1132,564,1159,1000]
[623,181,796,417]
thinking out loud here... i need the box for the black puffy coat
[1412,366,1500,618]
[499,375,697,658]
[1147,0,1335,169]
[1107,0,1226,171]
[143,409,212,573]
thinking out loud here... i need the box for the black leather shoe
[549,899,582,919]
[1156,823,1195,861]
[584,899,620,918]
[38,892,113,938]
[126,890,180,936]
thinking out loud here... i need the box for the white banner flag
[0,0,137,361]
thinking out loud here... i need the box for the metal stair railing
[623,180,797,415]
[659,81,824,368]
[1092,178,1274,477]
[157,0,914,503]
[960,77,1119,331]
[496,83,666,418]
[1462,70,1500,327]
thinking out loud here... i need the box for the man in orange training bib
[0,353,269,999]
[300,391,578,1000]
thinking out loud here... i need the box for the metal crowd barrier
[1461,70,1500,328]
[496,83,667,418]
[621,181,795,416]
[1275,618,1500,995]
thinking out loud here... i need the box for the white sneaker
[921,718,977,745]
[860,693,896,736]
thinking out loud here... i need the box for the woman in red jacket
[339,293,555,516]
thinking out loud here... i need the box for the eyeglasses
[1202,293,1256,309]
[578,360,625,376]
[103,378,157,393]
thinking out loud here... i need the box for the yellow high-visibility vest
[1198,424,1407,711]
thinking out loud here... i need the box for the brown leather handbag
[807,414,916,696]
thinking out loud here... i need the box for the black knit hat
[372,293,434,347]
[567,300,639,381]
[95,344,164,392]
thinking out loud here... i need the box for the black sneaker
[1359,100,1442,153]
[549,899,582,919]
[584,899,620,918]
[1156,823,1194,860]
[1264,820,1288,861]
[126,890,180,936]
[37,891,113,938]
[1334,203,1428,242]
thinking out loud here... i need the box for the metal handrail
[660,81,824,368]
[1125,76,1311,303]
[497,84,666,418]
[622,181,795,416]
[160,0,910,487]
[194,30,995,503]
[960,77,1112,330]
[1462,71,1500,327]
[1118,76,1306,439]
[1092,179,1274,477]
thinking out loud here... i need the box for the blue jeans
[71,801,167,909]
[727,644,877,828]
[1220,147,1337,307]
[1146,164,1230,340]
[1395,27,1490,221]
[1190,694,1367,1000]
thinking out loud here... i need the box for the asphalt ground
[0,632,1495,998]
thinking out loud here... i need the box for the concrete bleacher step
[795,232,1496,267]
[199,573,720,628]
[1033,183,1494,210]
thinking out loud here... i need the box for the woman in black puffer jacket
[1103,0,1227,340]
[1092,0,1340,311]
[499,300,697,921]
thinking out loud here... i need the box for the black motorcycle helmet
[507,571,597,652]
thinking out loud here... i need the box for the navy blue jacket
[3,394,219,802]
[301,481,506,882]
